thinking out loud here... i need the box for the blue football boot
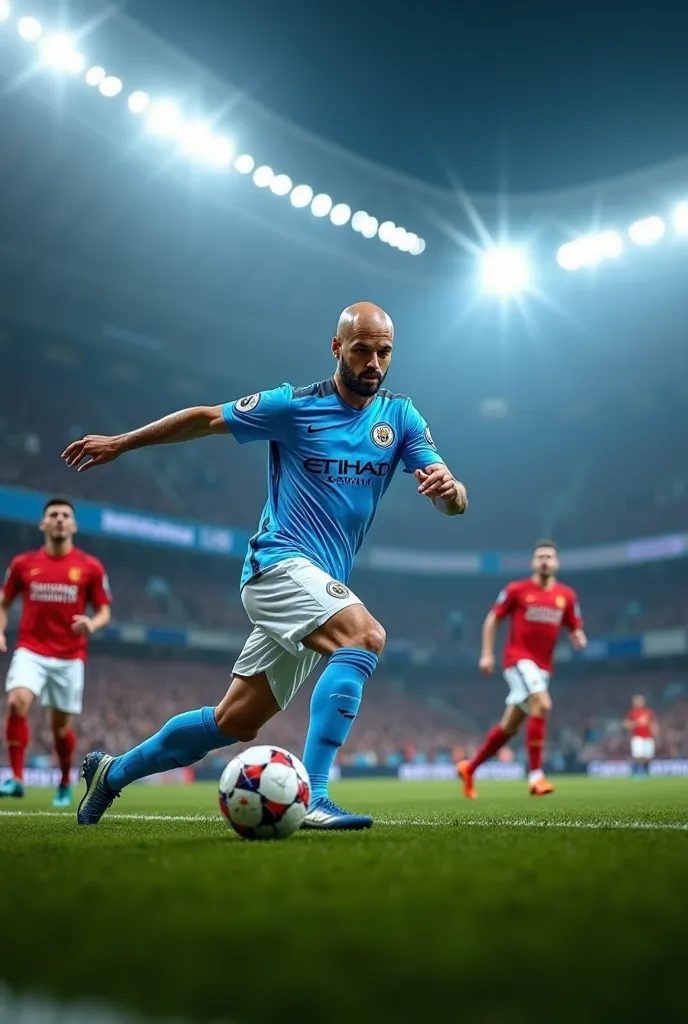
[302,796,373,831]
[52,783,72,808]
[77,752,119,825]
[0,777,24,798]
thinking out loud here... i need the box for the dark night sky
[129,0,688,193]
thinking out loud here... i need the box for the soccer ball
[218,745,311,840]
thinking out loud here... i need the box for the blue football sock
[107,706,235,791]
[303,647,378,800]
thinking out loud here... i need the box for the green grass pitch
[0,777,686,1023]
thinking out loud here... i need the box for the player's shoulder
[555,581,578,599]
[73,548,105,571]
[509,577,531,592]
[291,378,335,401]
[377,387,410,403]
[12,548,41,567]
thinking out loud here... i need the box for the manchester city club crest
[371,422,395,448]
[424,425,437,450]
[234,393,261,413]
[326,580,349,599]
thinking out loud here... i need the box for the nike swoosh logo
[307,424,339,434]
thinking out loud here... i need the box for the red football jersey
[492,578,583,673]
[1,547,112,661]
[626,707,655,738]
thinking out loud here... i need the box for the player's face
[632,695,645,708]
[532,546,559,578]
[40,504,77,542]
[334,337,393,397]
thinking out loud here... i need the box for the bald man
[63,302,467,829]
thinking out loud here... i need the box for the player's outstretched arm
[569,628,587,651]
[0,595,10,653]
[62,406,229,472]
[479,611,499,674]
[414,466,468,516]
[72,605,111,637]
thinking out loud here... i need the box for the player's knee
[354,618,386,656]
[214,702,261,743]
[6,693,29,717]
[531,693,551,717]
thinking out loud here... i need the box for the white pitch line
[377,817,688,832]
[0,810,214,822]
[1,809,687,831]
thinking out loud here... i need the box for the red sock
[6,714,30,782]
[526,715,546,773]
[54,730,76,787]
[469,725,509,772]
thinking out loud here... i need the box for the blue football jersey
[222,378,444,587]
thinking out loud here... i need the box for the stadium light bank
[1,5,426,256]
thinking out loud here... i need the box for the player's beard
[338,355,387,397]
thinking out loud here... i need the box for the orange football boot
[457,759,477,800]
[529,776,555,796]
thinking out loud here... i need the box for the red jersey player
[0,497,112,807]
[458,540,587,798]
[624,694,658,778]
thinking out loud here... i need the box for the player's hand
[479,653,495,675]
[414,467,467,511]
[71,615,94,636]
[0,632,6,654]
[61,434,125,472]
[570,628,587,651]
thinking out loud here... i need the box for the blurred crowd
[2,336,688,550]
[19,656,688,771]
[3,541,687,648]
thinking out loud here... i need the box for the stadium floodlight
[252,165,274,188]
[597,229,623,259]
[0,2,10,23]
[17,16,42,42]
[481,247,530,293]
[207,136,234,168]
[390,226,408,249]
[378,220,396,243]
[628,215,665,246]
[360,216,378,239]
[397,231,414,253]
[330,203,351,227]
[40,34,84,73]
[270,173,293,196]
[311,193,333,218]
[351,210,369,233]
[290,184,313,208]
[234,153,254,174]
[409,236,426,256]
[146,100,181,136]
[178,120,214,157]
[99,76,123,98]
[85,65,105,87]
[67,51,85,74]
[672,202,688,235]
[556,241,580,271]
[127,90,150,114]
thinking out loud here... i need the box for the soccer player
[62,302,467,829]
[0,498,112,807]
[457,540,586,798]
[624,694,658,778]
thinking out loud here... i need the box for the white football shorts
[233,557,363,709]
[5,647,85,715]
[631,736,655,760]
[503,659,550,713]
